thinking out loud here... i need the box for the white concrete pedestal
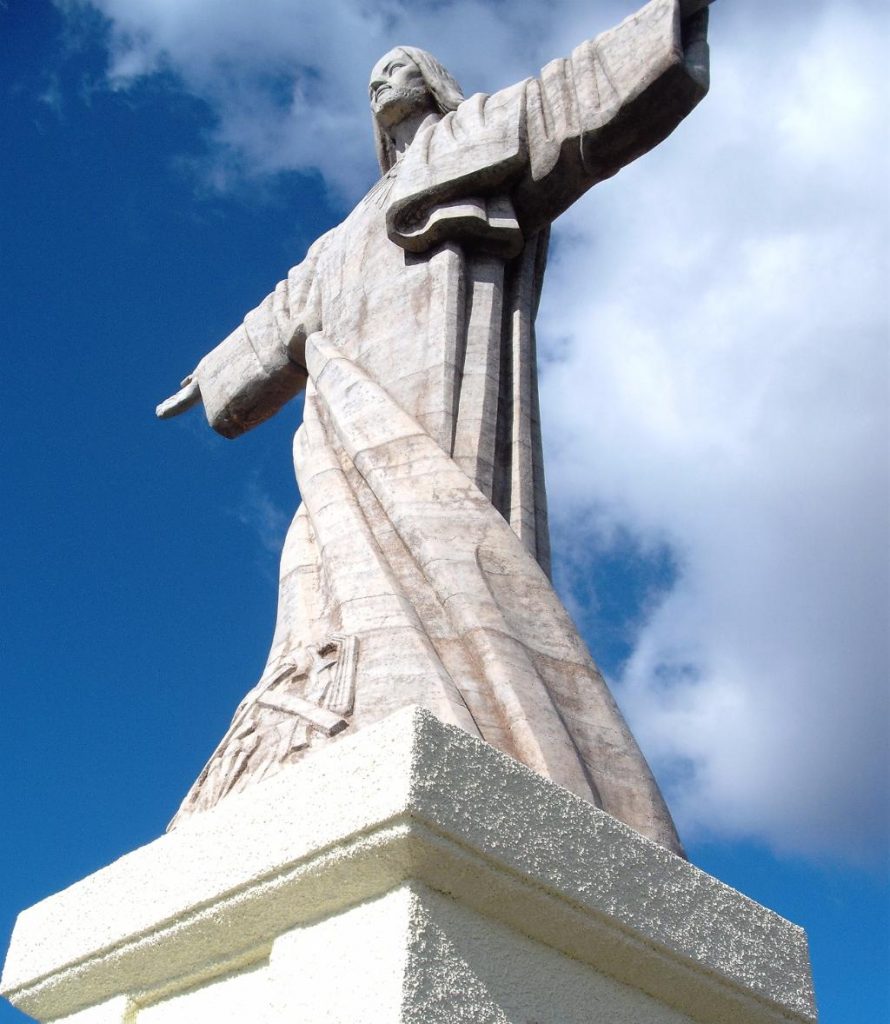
[2,707,816,1024]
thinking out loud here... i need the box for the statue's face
[369,48,433,130]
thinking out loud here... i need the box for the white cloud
[540,0,889,861]
[57,0,599,197]
[234,476,291,559]
[57,0,889,860]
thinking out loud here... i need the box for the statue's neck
[388,110,442,162]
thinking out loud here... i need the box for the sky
[1,0,888,1020]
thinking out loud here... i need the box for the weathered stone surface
[157,0,714,854]
[1,708,815,1024]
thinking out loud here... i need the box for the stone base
[1,707,816,1024]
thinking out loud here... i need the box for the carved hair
[372,47,465,174]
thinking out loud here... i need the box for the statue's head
[369,47,464,173]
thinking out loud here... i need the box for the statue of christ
[158,0,713,854]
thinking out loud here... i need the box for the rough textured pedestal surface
[2,707,816,1024]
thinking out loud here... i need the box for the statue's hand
[680,0,714,18]
[156,374,202,419]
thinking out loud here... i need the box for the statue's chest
[316,201,467,452]
[318,201,454,338]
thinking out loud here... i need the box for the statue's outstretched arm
[156,374,201,420]
[385,0,714,254]
[154,237,325,439]
[511,0,713,234]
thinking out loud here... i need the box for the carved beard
[373,83,433,130]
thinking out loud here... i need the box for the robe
[170,0,709,856]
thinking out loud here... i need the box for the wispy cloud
[36,71,64,114]
[233,475,291,559]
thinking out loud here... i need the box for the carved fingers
[156,374,202,419]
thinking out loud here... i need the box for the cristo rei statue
[157,0,713,856]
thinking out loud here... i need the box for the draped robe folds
[170,0,709,855]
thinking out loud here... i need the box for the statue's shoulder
[306,226,338,258]
[405,82,527,183]
[443,80,529,136]
[297,225,340,271]
[284,228,339,295]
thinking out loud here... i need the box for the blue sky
[1,1,888,1020]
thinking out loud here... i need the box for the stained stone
[155,0,714,856]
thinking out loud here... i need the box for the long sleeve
[193,240,324,439]
[514,0,709,234]
[385,0,708,253]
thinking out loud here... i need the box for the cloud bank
[56,0,889,861]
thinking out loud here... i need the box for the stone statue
[157,0,712,854]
